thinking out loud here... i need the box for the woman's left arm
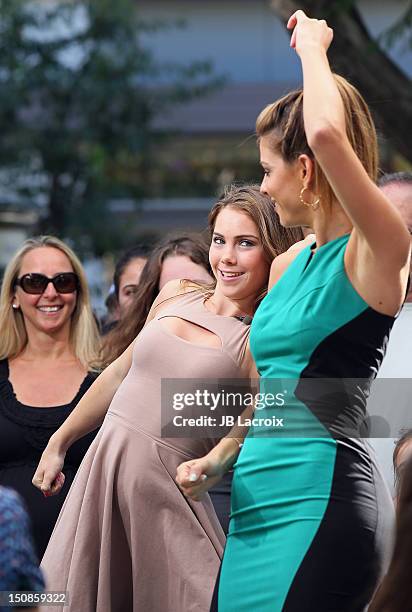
[288,11,410,272]
[176,347,257,500]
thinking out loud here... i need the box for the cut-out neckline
[158,316,223,351]
[302,233,350,275]
[302,249,315,273]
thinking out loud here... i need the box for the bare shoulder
[288,233,315,253]
[269,235,314,290]
[155,279,189,302]
[148,279,201,321]
[269,252,299,289]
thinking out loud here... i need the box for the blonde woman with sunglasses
[0,236,100,560]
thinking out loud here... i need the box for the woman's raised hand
[287,10,333,55]
[32,445,66,497]
[176,454,225,501]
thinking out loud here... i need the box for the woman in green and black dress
[176,11,411,611]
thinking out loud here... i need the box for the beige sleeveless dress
[40,290,250,612]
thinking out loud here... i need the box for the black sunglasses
[14,272,79,295]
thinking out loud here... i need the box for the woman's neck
[18,325,76,363]
[206,291,255,318]
[312,206,353,248]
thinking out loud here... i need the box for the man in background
[369,172,412,489]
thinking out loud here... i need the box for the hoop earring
[300,186,321,211]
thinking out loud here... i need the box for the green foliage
[0,0,220,253]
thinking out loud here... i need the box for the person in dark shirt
[0,236,101,559]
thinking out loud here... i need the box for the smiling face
[13,246,78,336]
[259,135,312,228]
[209,207,270,308]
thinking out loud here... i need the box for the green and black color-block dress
[213,234,395,611]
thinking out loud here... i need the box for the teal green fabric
[217,234,370,610]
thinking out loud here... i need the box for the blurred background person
[101,289,120,335]
[393,429,412,504]
[0,236,101,559]
[378,172,412,371]
[115,245,149,314]
[100,245,150,335]
[99,234,212,367]
[369,454,412,612]
[368,172,412,491]
[0,486,44,612]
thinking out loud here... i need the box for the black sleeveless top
[0,359,98,560]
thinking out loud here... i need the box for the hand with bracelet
[176,436,244,501]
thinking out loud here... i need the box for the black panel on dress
[295,307,395,440]
[282,443,380,612]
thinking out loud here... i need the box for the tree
[270,0,412,164]
[0,0,220,253]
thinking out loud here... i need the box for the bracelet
[226,436,243,449]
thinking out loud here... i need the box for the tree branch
[270,0,412,163]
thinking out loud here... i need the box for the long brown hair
[100,234,211,366]
[256,74,378,207]
[100,185,303,367]
[393,429,412,497]
[368,456,412,612]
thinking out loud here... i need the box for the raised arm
[287,11,410,311]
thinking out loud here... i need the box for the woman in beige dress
[33,185,303,612]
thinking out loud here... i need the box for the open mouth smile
[37,305,64,313]
[218,270,245,281]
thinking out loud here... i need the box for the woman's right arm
[32,340,136,494]
[55,341,135,448]
[33,278,190,495]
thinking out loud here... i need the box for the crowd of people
[0,10,412,612]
